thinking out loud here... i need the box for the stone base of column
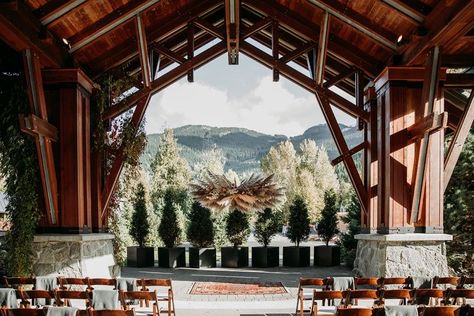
[32,234,119,277]
[353,233,452,277]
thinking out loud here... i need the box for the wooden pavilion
[0,0,473,277]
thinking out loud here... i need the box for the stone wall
[32,234,119,277]
[353,234,452,277]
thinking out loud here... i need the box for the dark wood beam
[69,0,163,53]
[445,73,474,88]
[307,0,398,50]
[381,0,427,24]
[87,0,222,76]
[331,141,368,166]
[280,41,314,64]
[0,1,67,67]
[22,49,59,225]
[187,23,194,82]
[194,18,225,40]
[442,54,474,67]
[34,0,86,26]
[411,46,441,222]
[101,95,151,217]
[154,44,187,65]
[315,11,330,85]
[135,14,151,88]
[407,111,448,140]
[225,0,240,64]
[315,91,368,214]
[323,67,356,88]
[19,114,58,142]
[272,20,279,81]
[242,0,382,78]
[104,41,226,119]
[240,41,369,121]
[242,16,273,39]
[444,91,474,191]
[401,0,474,66]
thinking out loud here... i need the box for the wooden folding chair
[311,290,343,315]
[59,277,90,290]
[87,309,135,316]
[335,307,373,316]
[54,290,91,307]
[296,278,326,316]
[87,279,117,290]
[354,278,378,290]
[412,289,445,305]
[377,277,411,290]
[445,288,474,305]
[342,289,378,307]
[137,279,175,316]
[377,289,412,306]
[120,290,160,316]
[432,277,460,289]
[418,305,462,316]
[20,290,56,308]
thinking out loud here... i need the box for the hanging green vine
[0,72,41,277]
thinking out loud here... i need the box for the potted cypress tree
[127,182,154,267]
[314,189,341,266]
[221,209,250,268]
[283,197,310,267]
[252,208,281,267]
[158,189,185,268]
[187,201,216,268]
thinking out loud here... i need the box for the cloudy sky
[144,52,355,137]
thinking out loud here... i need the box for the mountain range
[141,124,363,175]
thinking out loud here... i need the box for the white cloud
[145,74,355,137]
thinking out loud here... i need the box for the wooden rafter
[307,0,398,50]
[104,41,227,119]
[187,22,194,82]
[22,49,59,225]
[101,95,151,218]
[445,73,474,88]
[239,41,369,121]
[272,20,279,81]
[135,14,151,88]
[69,0,163,53]
[154,44,186,65]
[324,67,356,88]
[316,11,330,85]
[401,0,474,65]
[331,141,368,166]
[410,46,441,222]
[242,16,272,39]
[225,0,240,64]
[444,90,474,192]
[34,0,86,26]
[242,0,381,78]
[381,0,427,24]
[280,41,314,64]
[315,91,368,214]
[0,1,66,68]
[194,18,225,40]
[87,0,222,76]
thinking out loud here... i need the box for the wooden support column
[135,14,151,87]
[411,46,441,222]
[22,49,59,226]
[42,68,94,233]
[365,87,378,233]
[444,90,474,191]
[316,11,330,85]
[372,66,446,233]
[225,0,240,64]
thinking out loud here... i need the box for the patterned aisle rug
[189,281,287,295]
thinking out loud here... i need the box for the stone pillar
[354,234,451,277]
[31,234,119,277]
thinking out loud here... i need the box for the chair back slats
[355,278,378,289]
[4,277,36,288]
[377,277,411,289]
[344,289,378,300]
[121,291,157,301]
[419,306,461,316]
[335,307,373,316]
[54,289,91,307]
[459,276,474,288]
[87,310,135,316]
[59,277,89,289]
[414,289,445,298]
[87,279,117,290]
[432,276,460,288]
[4,309,46,316]
[137,279,171,289]
[299,278,325,287]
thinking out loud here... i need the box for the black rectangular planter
[189,248,216,268]
[314,245,341,266]
[251,247,279,268]
[283,246,310,267]
[127,246,154,267]
[158,247,186,268]
[221,247,249,268]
